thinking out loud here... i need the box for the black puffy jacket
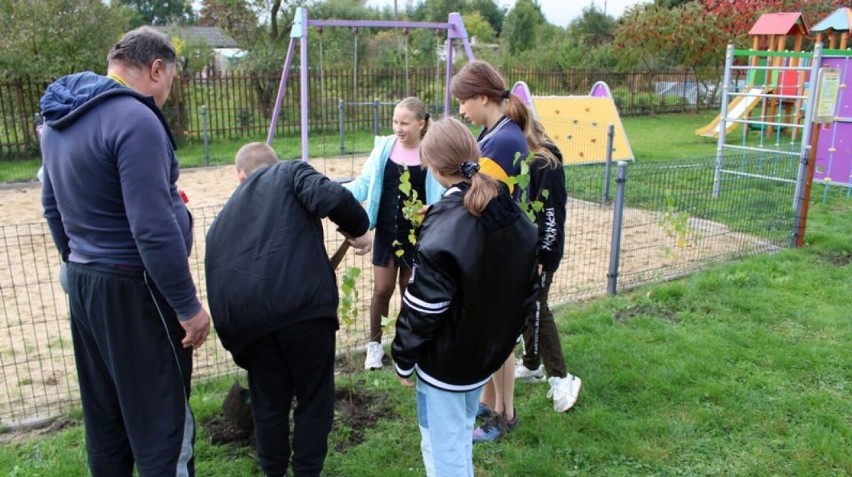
[392,182,539,391]
[205,161,368,356]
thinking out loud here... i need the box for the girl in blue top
[345,97,443,370]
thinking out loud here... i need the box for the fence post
[607,161,628,296]
[791,144,816,248]
[338,99,345,155]
[602,123,615,204]
[373,99,380,136]
[200,105,210,167]
[712,44,735,199]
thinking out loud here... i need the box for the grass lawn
[1,112,849,476]
[623,111,719,161]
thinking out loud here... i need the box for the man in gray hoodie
[40,26,210,477]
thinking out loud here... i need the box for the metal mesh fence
[0,152,800,426]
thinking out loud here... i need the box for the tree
[614,4,681,71]
[198,0,259,47]
[503,0,546,55]
[0,0,133,80]
[568,5,617,49]
[463,11,495,44]
[468,0,505,37]
[116,0,196,26]
[655,0,694,8]
[700,0,847,47]
[615,2,728,108]
[410,0,469,23]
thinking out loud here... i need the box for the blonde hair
[396,97,430,139]
[421,118,501,216]
[235,142,278,177]
[451,60,537,155]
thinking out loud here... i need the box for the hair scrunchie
[459,161,480,179]
[424,112,431,121]
[501,89,511,99]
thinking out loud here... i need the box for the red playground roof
[749,12,809,36]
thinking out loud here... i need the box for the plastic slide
[695,86,767,138]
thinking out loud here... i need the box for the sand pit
[0,157,774,426]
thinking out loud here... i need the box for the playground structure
[511,80,634,165]
[266,7,475,161]
[710,8,852,204]
[697,12,810,141]
[810,8,852,194]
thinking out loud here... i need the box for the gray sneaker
[514,363,545,382]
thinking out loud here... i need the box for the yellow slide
[695,86,767,138]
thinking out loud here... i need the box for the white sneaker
[364,341,384,370]
[514,362,545,382]
[547,374,582,412]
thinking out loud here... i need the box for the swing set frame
[266,6,476,161]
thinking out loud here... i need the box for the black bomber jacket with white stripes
[391,182,539,392]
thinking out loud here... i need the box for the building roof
[748,13,809,37]
[152,26,238,48]
[811,7,852,33]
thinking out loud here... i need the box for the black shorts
[372,227,416,269]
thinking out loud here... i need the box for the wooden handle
[330,239,351,270]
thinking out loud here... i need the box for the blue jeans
[416,379,482,477]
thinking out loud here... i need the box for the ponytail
[464,171,501,217]
[505,93,561,169]
[421,117,502,216]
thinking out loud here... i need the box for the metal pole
[602,123,615,204]
[607,162,628,296]
[266,37,298,146]
[444,37,454,116]
[300,13,310,161]
[791,142,816,248]
[201,105,210,166]
[712,44,735,199]
[338,99,345,155]
[793,42,823,209]
[373,99,380,136]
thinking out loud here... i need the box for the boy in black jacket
[205,142,371,477]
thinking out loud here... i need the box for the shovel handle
[330,232,352,270]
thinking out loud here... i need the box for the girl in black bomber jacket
[515,118,582,413]
[391,117,538,477]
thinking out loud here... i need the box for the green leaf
[399,168,412,196]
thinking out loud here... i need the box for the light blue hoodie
[345,135,444,229]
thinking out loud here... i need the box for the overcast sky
[362,0,652,27]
